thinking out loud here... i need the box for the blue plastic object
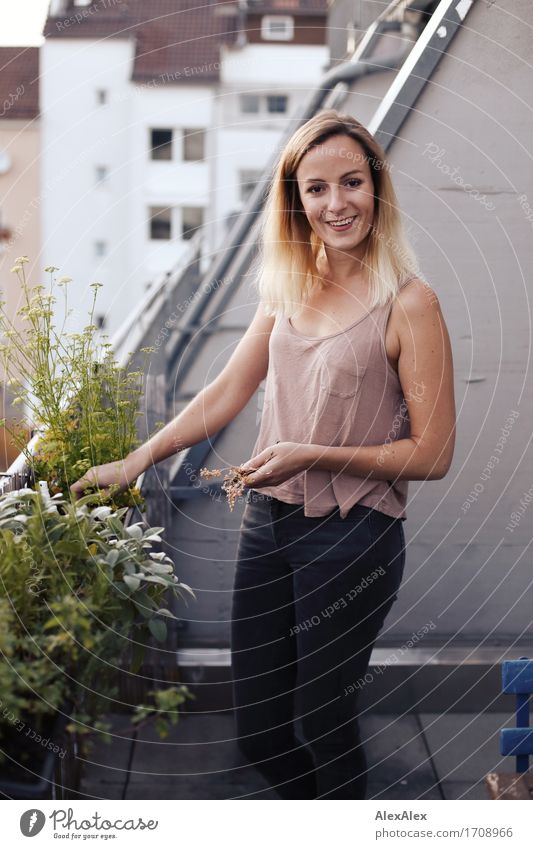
[500,657,533,773]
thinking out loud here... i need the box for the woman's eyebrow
[303,170,364,182]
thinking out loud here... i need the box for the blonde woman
[71,110,455,799]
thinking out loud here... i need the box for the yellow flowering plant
[0,259,149,508]
[0,261,198,783]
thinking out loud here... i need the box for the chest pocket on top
[319,361,367,399]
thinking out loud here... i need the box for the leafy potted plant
[0,260,196,798]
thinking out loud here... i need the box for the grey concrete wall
[328,0,391,63]
[340,0,533,644]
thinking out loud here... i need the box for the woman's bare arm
[127,304,274,475]
[70,303,275,498]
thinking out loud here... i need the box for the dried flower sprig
[200,465,250,511]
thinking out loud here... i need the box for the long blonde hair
[254,109,419,317]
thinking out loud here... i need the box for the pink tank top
[250,277,417,519]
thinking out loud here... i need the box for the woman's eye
[307,179,362,193]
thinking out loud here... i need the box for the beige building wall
[0,118,40,466]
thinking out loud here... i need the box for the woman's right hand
[69,457,137,501]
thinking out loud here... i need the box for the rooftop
[76,708,519,800]
[0,47,39,120]
[43,0,328,83]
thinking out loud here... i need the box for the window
[94,240,107,257]
[0,207,11,245]
[239,93,288,114]
[95,165,108,184]
[96,89,107,105]
[183,128,205,162]
[261,15,294,41]
[182,207,204,240]
[347,21,356,55]
[149,206,172,240]
[150,129,173,161]
[239,94,260,114]
[267,94,288,114]
[239,169,262,203]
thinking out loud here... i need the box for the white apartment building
[41,0,328,334]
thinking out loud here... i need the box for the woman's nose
[326,186,348,214]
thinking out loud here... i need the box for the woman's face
[295,134,375,254]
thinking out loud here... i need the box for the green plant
[132,685,196,739]
[0,488,196,750]
[0,257,151,507]
[0,259,197,769]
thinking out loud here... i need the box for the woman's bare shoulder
[395,276,442,317]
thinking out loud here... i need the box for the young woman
[70,110,455,800]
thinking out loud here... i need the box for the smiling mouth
[325,215,357,229]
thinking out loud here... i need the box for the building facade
[0,46,40,466]
[41,0,328,333]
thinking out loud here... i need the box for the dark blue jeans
[230,490,406,800]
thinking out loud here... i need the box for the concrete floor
[75,709,520,800]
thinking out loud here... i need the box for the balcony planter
[0,260,196,798]
[0,707,77,800]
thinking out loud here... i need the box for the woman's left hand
[239,442,313,488]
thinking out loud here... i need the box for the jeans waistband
[246,488,286,505]
[244,488,380,522]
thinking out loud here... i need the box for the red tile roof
[133,1,238,82]
[43,0,327,82]
[0,47,39,120]
[44,1,239,82]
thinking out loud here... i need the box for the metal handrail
[110,227,205,368]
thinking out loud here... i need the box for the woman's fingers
[69,464,126,500]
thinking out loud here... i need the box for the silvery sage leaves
[0,488,195,643]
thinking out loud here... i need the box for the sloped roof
[0,47,39,120]
[133,2,238,82]
[44,0,238,83]
[43,0,328,82]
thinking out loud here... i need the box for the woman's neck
[321,244,367,288]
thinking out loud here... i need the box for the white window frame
[266,94,288,114]
[149,206,173,241]
[181,206,204,241]
[182,128,206,162]
[239,93,260,114]
[261,15,294,41]
[150,128,173,161]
